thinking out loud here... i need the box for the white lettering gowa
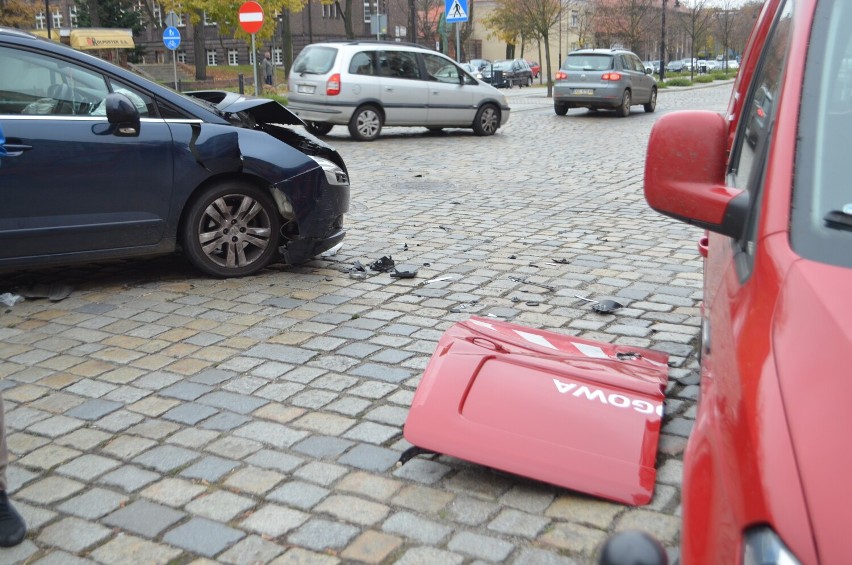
[553,379,664,417]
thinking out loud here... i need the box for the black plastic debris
[526,301,540,307]
[439,226,450,232]
[349,260,366,272]
[508,276,555,292]
[592,300,623,313]
[575,295,623,313]
[509,255,517,259]
[390,265,419,279]
[369,256,395,273]
[18,283,73,302]
[552,258,570,264]
[403,243,409,251]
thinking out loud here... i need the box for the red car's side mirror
[644,110,748,239]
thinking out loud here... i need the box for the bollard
[238,74,244,94]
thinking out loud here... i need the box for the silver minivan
[287,42,510,141]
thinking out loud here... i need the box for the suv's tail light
[602,72,622,81]
[555,71,567,80]
[327,73,341,96]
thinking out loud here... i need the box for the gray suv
[287,41,510,141]
[553,48,657,117]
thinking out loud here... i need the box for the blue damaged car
[0,27,349,277]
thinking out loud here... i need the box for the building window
[571,11,579,28]
[153,3,162,27]
[228,49,239,66]
[323,4,338,18]
[273,48,282,65]
[203,11,216,25]
[35,11,45,29]
[52,9,63,28]
[177,50,186,63]
[363,1,377,23]
[69,5,78,27]
[249,50,255,65]
[207,49,217,66]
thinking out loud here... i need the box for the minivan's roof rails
[345,39,427,49]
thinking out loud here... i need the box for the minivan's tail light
[602,72,622,81]
[327,73,341,96]
[555,71,568,80]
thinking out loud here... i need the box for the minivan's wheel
[555,103,569,116]
[348,105,382,141]
[473,104,500,136]
[526,76,533,87]
[644,88,657,113]
[616,90,631,117]
[306,121,333,136]
[181,182,280,278]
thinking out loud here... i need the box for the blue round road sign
[163,26,181,51]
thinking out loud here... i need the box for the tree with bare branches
[676,0,712,80]
[0,0,37,28]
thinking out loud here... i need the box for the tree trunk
[282,9,294,77]
[544,39,552,97]
[87,0,100,27]
[408,0,416,43]
[193,15,206,81]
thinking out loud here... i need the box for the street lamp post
[659,0,668,81]
[45,0,51,39]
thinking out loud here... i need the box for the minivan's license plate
[573,88,594,95]
[297,84,316,94]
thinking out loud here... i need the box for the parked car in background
[643,60,659,74]
[553,48,657,117]
[460,62,483,81]
[666,59,686,73]
[481,59,534,88]
[468,58,491,71]
[0,27,350,278]
[525,60,541,78]
[287,42,510,141]
[603,0,852,563]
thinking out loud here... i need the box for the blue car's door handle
[2,144,32,156]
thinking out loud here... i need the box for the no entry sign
[238,1,264,34]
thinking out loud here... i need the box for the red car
[603,0,852,563]
[525,60,541,79]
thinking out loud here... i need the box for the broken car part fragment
[403,316,669,505]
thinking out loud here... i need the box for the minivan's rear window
[292,46,337,74]
[564,54,614,71]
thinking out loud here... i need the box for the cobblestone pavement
[0,83,732,565]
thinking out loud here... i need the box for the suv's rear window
[564,54,614,71]
[292,46,337,74]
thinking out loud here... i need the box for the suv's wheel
[616,90,631,117]
[181,182,280,278]
[554,103,569,116]
[306,121,333,136]
[348,105,382,141]
[644,88,657,113]
[473,104,500,136]
[527,76,533,87]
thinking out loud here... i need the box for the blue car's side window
[0,46,109,116]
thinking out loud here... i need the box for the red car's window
[792,0,852,268]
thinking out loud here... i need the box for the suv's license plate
[573,88,594,95]
[297,84,316,94]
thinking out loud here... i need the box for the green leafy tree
[78,0,145,33]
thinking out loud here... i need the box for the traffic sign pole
[238,1,265,95]
[162,25,181,91]
[251,34,259,95]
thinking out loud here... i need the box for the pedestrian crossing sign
[445,0,468,23]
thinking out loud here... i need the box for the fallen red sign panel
[403,316,669,506]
